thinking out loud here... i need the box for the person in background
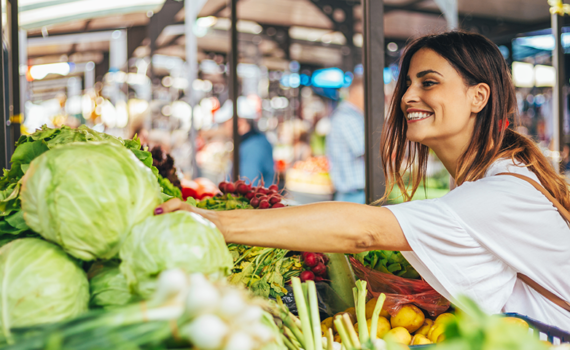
[215,96,275,186]
[326,76,366,203]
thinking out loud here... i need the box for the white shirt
[386,159,570,330]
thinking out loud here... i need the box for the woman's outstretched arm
[155,199,411,254]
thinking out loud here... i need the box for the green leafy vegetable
[0,238,89,340]
[88,261,138,309]
[352,251,420,279]
[119,211,233,299]
[0,125,181,247]
[20,142,162,261]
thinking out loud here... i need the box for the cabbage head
[120,211,233,299]
[0,238,89,337]
[20,142,162,260]
[88,261,137,309]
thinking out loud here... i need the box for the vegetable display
[0,238,89,340]
[20,142,162,261]
[351,251,419,279]
[0,125,181,247]
[119,211,234,299]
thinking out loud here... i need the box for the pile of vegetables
[1,270,284,350]
[0,125,235,345]
[351,251,419,279]
[0,125,181,246]
[299,252,329,282]
[195,179,285,210]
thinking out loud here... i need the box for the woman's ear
[470,83,490,113]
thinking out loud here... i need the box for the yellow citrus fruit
[410,334,433,345]
[355,317,392,339]
[414,318,433,336]
[322,317,334,330]
[365,297,391,319]
[390,304,425,333]
[434,313,456,326]
[436,333,446,343]
[502,317,529,330]
[384,326,412,345]
[321,324,329,336]
[427,323,446,343]
[334,334,341,343]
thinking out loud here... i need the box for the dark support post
[9,0,21,155]
[229,0,240,181]
[0,1,8,170]
[552,12,565,173]
[362,0,386,204]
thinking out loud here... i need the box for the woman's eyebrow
[417,69,443,78]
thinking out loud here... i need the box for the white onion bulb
[223,331,255,350]
[182,314,228,349]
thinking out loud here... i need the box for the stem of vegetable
[355,281,369,344]
[326,328,334,350]
[334,316,354,350]
[291,277,315,350]
[282,311,306,349]
[282,333,300,350]
[307,281,323,350]
[369,293,387,341]
[342,313,361,349]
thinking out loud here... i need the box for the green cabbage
[20,142,162,260]
[0,238,89,337]
[88,261,138,309]
[120,211,233,299]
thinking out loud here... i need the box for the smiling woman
[156,32,570,330]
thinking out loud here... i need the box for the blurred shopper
[326,77,365,203]
[215,97,275,185]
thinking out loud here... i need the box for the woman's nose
[402,85,420,106]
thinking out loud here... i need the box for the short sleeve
[386,198,517,314]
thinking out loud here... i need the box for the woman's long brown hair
[380,31,570,209]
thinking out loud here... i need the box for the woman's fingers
[154,198,193,215]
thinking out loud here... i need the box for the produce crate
[504,313,570,344]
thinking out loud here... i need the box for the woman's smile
[406,108,434,122]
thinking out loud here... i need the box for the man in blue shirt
[326,77,365,203]
[215,97,275,185]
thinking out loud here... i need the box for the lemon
[355,317,392,339]
[365,297,391,319]
[384,326,412,345]
[321,324,329,336]
[334,333,341,344]
[414,318,433,336]
[434,313,456,326]
[427,323,446,343]
[502,317,529,330]
[390,304,425,333]
[410,334,433,345]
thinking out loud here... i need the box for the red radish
[268,195,281,205]
[303,252,318,268]
[236,183,249,195]
[314,276,324,282]
[317,253,329,264]
[268,184,279,192]
[300,271,315,282]
[256,187,268,195]
[218,182,228,193]
[245,192,255,200]
[225,182,236,193]
[312,262,327,277]
[271,203,285,208]
[250,198,260,208]
[258,199,270,209]
[301,252,312,260]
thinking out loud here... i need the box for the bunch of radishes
[299,252,329,282]
[218,180,285,209]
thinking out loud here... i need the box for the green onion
[307,281,323,350]
[291,277,315,350]
[355,281,369,344]
[369,293,387,340]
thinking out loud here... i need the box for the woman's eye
[422,81,437,87]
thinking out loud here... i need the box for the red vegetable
[271,203,285,208]
[225,182,236,193]
[250,198,260,208]
[300,270,315,282]
[236,183,250,195]
[218,182,228,193]
[245,192,255,200]
[268,184,279,192]
[312,262,327,277]
[314,276,324,282]
[317,253,329,264]
[268,195,281,205]
[303,252,318,268]
[258,199,270,209]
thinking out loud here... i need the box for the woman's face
[400,48,484,149]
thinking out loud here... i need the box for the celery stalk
[334,316,354,349]
[369,293,387,340]
[292,277,315,350]
[307,281,323,350]
[355,281,369,344]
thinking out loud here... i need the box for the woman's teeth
[407,112,433,121]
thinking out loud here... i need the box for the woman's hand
[154,198,224,234]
